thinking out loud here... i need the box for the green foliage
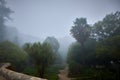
[44,36,63,64]
[93,11,120,40]
[68,11,120,80]
[44,36,59,53]
[67,39,96,75]
[70,68,117,80]
[97,35,120,58]
[42,42,55,65]
[23,66,39,76]
[68,61,81,75]
[0,41,28,71]
[45,73,58,80]
[23,42,55,78]
[96,35,120,65]
[70,18,91,46]
[67,42,82,64]
[69,18,93,72]
[45,65,63,80]
[67,39,96,66]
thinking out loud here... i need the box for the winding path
[58,66,71,80]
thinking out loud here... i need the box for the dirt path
[58,66,71,80]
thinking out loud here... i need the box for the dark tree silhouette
[44,36,59,53]
[0,0,13,42]
[70,18,91,50]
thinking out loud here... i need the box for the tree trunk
[81,42,86,65]
[39,64,45,78]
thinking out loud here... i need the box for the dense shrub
[0,41,28,72]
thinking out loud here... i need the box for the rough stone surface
[0,63,47,80]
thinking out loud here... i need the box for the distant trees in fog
[67,11,120,79]
[0,0,13,42]
[23,42,55,78]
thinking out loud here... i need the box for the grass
[68,68,119,80]
[45,64,64,80]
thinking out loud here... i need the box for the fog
[0,0,119,56]
[0,0,120,79]
[6,0,120,39]
[3,0,119,60]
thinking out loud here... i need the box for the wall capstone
[0,63,47,80]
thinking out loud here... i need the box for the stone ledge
[0,63,47,80]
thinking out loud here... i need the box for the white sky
[6,0,120,38]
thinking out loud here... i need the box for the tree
[0,0,13,42]
[93,11,120,41]
[96,35,120,64]
[44,36,59,53]
[0,41,28,72]
[67,39,96,75]
[24,42,55,78]
[70,18,91,65]
[67,42,82,75]
[94,12,120,79]
[68,12,120,79]
[44,36,63,64]
[70,18,91,50]
[94,11,120,65]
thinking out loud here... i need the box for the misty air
[0,0,120,80]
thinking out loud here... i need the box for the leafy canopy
[0,41,28,71]
[70,18,91,45]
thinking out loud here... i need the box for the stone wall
[0,63,47,80]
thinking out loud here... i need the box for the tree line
[0,1,63,79]
[67,11,120,80]
[0,0,120,80]
[0,37,62,79]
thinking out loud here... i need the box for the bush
[45,65,64,80]
[23,66,39,76]
[0,41,28,72]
